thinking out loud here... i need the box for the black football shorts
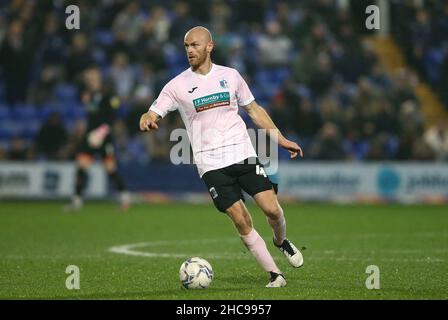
[201,157,278,213]
[78,133,115,160]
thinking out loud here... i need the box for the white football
[179,257,213,289]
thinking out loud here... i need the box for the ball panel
[179,257,213,289]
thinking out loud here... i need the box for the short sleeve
[235,70,255,107]
[149,83,178,118]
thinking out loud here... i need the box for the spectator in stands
[112,1,145,46]
[65,33,94,83]
[292,41,317,86]
[319,96,344,128]
[257,20,292,68]
[109,52,136,101]
[35,112,68,160]
[310,122,346,160]
[397,100,423,138]
[275,2,299,39]
[0,146,7,160]
[135,20,168,73]
[210,0,231,31]
[169,1,196,46]
[0,1,443,164]
[8,136,30,161]
[296,98,322,140]
[211,22,233,66]
[236,0,265,25]
[410,9,432,76]
[39,12,66,66]
[148,6,171,44]
[365,135,387,161]
[269,93,294,136]
[424,120,448,161]
[389,69,419,110]
[395,131,417,160]
[412,138,435,161]
[309,51,334,96]
[28,65,63,105]
[0,20,33,105]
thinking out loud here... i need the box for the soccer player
[65,66,130,211]
[139,27,303,287]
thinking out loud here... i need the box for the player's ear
[207,41,214,53]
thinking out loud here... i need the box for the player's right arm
[140,81,178,132]
[139,111,161,131]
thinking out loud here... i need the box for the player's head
[184,26,214,70]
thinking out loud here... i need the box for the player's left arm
[243,100,303,158]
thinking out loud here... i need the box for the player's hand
[281,140,304,158]
[87,124,110,148]
[139,113,159,131]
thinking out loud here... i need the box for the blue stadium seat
[271,68,291,83]
[54,84,78,102]
[21,124,40,139]
[0,126,10,140]
[61,103,85,120]
[0,82,5,103]
[0,139,8,150]
[0,105,10,119]
[117,102,130,118]
[9,105,38,121]
[0,119,21,138]
[93,48,108,67]
[95,30,114,47]
[254,88,270,102]
[255,70,270,85]
[37,106,54,121]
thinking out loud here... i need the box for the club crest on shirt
[219,79,228,89]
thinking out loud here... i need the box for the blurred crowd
[0,0,448,163]
[391,0,448,108]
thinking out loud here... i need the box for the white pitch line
[108,240,446,262]
[108,239,250,259]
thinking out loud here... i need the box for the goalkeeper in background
[65,66,130,211]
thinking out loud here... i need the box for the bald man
[139,26,304,288]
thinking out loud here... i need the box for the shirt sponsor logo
[193,92,230,112]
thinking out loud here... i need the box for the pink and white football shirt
[149,64,257,177]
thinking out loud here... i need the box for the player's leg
[238,158,304,268]
[202,167,286,287]
[253,189,303,268]
[253,189,285,246]
[101,138,130,211]
[65,153,92,211]
[103,156,130,211]
[225,200,286,288]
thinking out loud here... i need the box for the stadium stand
[0,0,445,163]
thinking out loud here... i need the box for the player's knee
[227,208,252,233]
[233,214,252,230]
[263,204,283,220]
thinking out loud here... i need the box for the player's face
[184,33,211,68]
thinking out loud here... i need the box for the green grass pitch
[0,201,447,299]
